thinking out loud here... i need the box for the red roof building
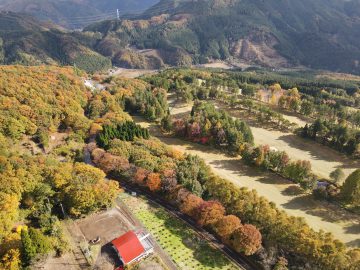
[112,230,153,265]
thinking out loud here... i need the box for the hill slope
[84,0,360,74]
[0,0,159,28]
[2,0,360,74]
[0,12,111,72]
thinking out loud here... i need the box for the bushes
[21,228,52,265]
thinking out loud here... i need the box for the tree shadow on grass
[278,134,360,170]
[282,195,359,223]
[281,186,305,196]
[152,208,231,269]
[209,158,290,186]
[346,239,360,248]
[345,223,360,234]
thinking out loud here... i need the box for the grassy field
[121,194,239,270]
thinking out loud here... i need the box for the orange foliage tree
[179,193,204,217]
[212,215,241,242]
[133,167,149,186]
[230,224,262,255]
[194,201,225,227]
[146,173,162,192]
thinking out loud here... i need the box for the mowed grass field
[121,194,239,270]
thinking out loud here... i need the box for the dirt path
[109,68,158,78]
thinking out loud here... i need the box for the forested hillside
[0,12,111,72]
[2,0,360,74]
[84,0,360,74]
[0,66,122,269]
[0,0,159,28]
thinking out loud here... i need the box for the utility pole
[117,9,120,20]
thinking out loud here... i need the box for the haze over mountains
[1,0,360,74]
[0,0,159,28]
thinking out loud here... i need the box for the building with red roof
[112,230,153,265]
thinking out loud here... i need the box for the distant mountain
[83,0,360,74]
[0,0,159,28]
[2,0,360,75]
[0,11,111,72]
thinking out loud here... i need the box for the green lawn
[120,194,239,270]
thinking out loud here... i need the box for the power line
[67,11,117,20]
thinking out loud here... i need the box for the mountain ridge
[0,0,159,28]
[1,0,360,74]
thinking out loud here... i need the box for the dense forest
[0,66,121,269]
[83,0,360,73]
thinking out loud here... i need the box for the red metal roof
[111,231,145,264]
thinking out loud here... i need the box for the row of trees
[300,119,360,157]
[241,144,317,190]
[91,128,359,269]
[204,172,359,270]
[91,137,263,259]
[226,97,297,131]
[168,102,254,154]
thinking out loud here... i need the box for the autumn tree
[161,169,178,192]
[212,215,241,242]
[229,224,262,255]
[92,151,130,174]
[65,163,120,216]
[0,193,19,240]
[194,201,225,227]
[21,228,52,265]
[146,173,162,192]
[133,167,149,186]
[179,193,204,217]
